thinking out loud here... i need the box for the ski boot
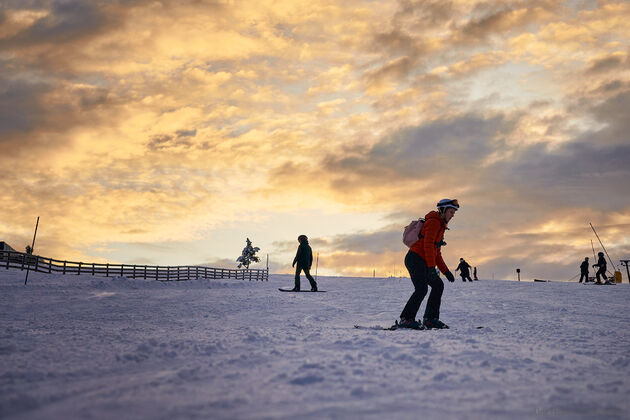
[423,318,449,329]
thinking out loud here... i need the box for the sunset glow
[1,0,629,279]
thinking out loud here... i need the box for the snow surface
[1,269,629,419]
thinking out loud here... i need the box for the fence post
[120,264,124,277]
[144,265,147,280]
[106,263,109,277]
[92,263,95,276]
[63,261,67,274]
[167,266,170,281]
[78,262,82,275]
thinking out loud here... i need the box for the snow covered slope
[1,270,629,419]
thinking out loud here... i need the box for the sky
[1,0,629,280]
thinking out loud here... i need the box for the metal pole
[590,223,617,271]
[24,216,40,285]
[620,260,630,283]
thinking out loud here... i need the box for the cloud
[491,141,630,210]
[148,128,197,151]
[584,89,630,145]
[0,2,115,47]
[0,74,115,166]
[268,112,510,200]
[585,51,628,75]
[327,229,402,254]
[0,77,52,136]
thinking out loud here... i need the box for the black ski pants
[400,250,444,321]
[595,267,607,283]
[460,272,472,282]
[295,265,317,290]
[579,271,588,282]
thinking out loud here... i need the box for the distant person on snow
[399,199,458,329]
[579,257,589,283]
[455,258,473,282]
[592,252,608,284]
[291,235,318,292]
[473,266,478,281]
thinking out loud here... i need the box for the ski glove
[429,267,441,282]
[445,271,455,283]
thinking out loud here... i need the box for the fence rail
[0,250,268,282]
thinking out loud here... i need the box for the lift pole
[620,260,630,283]
[589,223,617,271]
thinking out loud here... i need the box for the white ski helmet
[437,198,459,211]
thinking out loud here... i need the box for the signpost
[24,216,40,285]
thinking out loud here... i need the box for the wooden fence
[0,250,268,282]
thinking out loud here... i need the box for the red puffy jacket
[409,210,449,274]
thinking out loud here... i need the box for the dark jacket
[580,260,589,273]
[594,255,606,272]
[456,260,471,275]
[293,240,313,268]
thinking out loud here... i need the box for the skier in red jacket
[399,199,458,329]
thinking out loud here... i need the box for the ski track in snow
[1,271,629,419]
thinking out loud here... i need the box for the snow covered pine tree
[236,238,260,269]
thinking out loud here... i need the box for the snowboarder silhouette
[592,252,609,284]
[291,235,317,292]
[579,257,589,283]
[455,258,473,282]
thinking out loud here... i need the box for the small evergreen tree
[236,238,260,269]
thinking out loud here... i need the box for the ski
[354,323,484,331]
[278,288,327,293]
[354,320,424,331]
[354,324,401,331]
